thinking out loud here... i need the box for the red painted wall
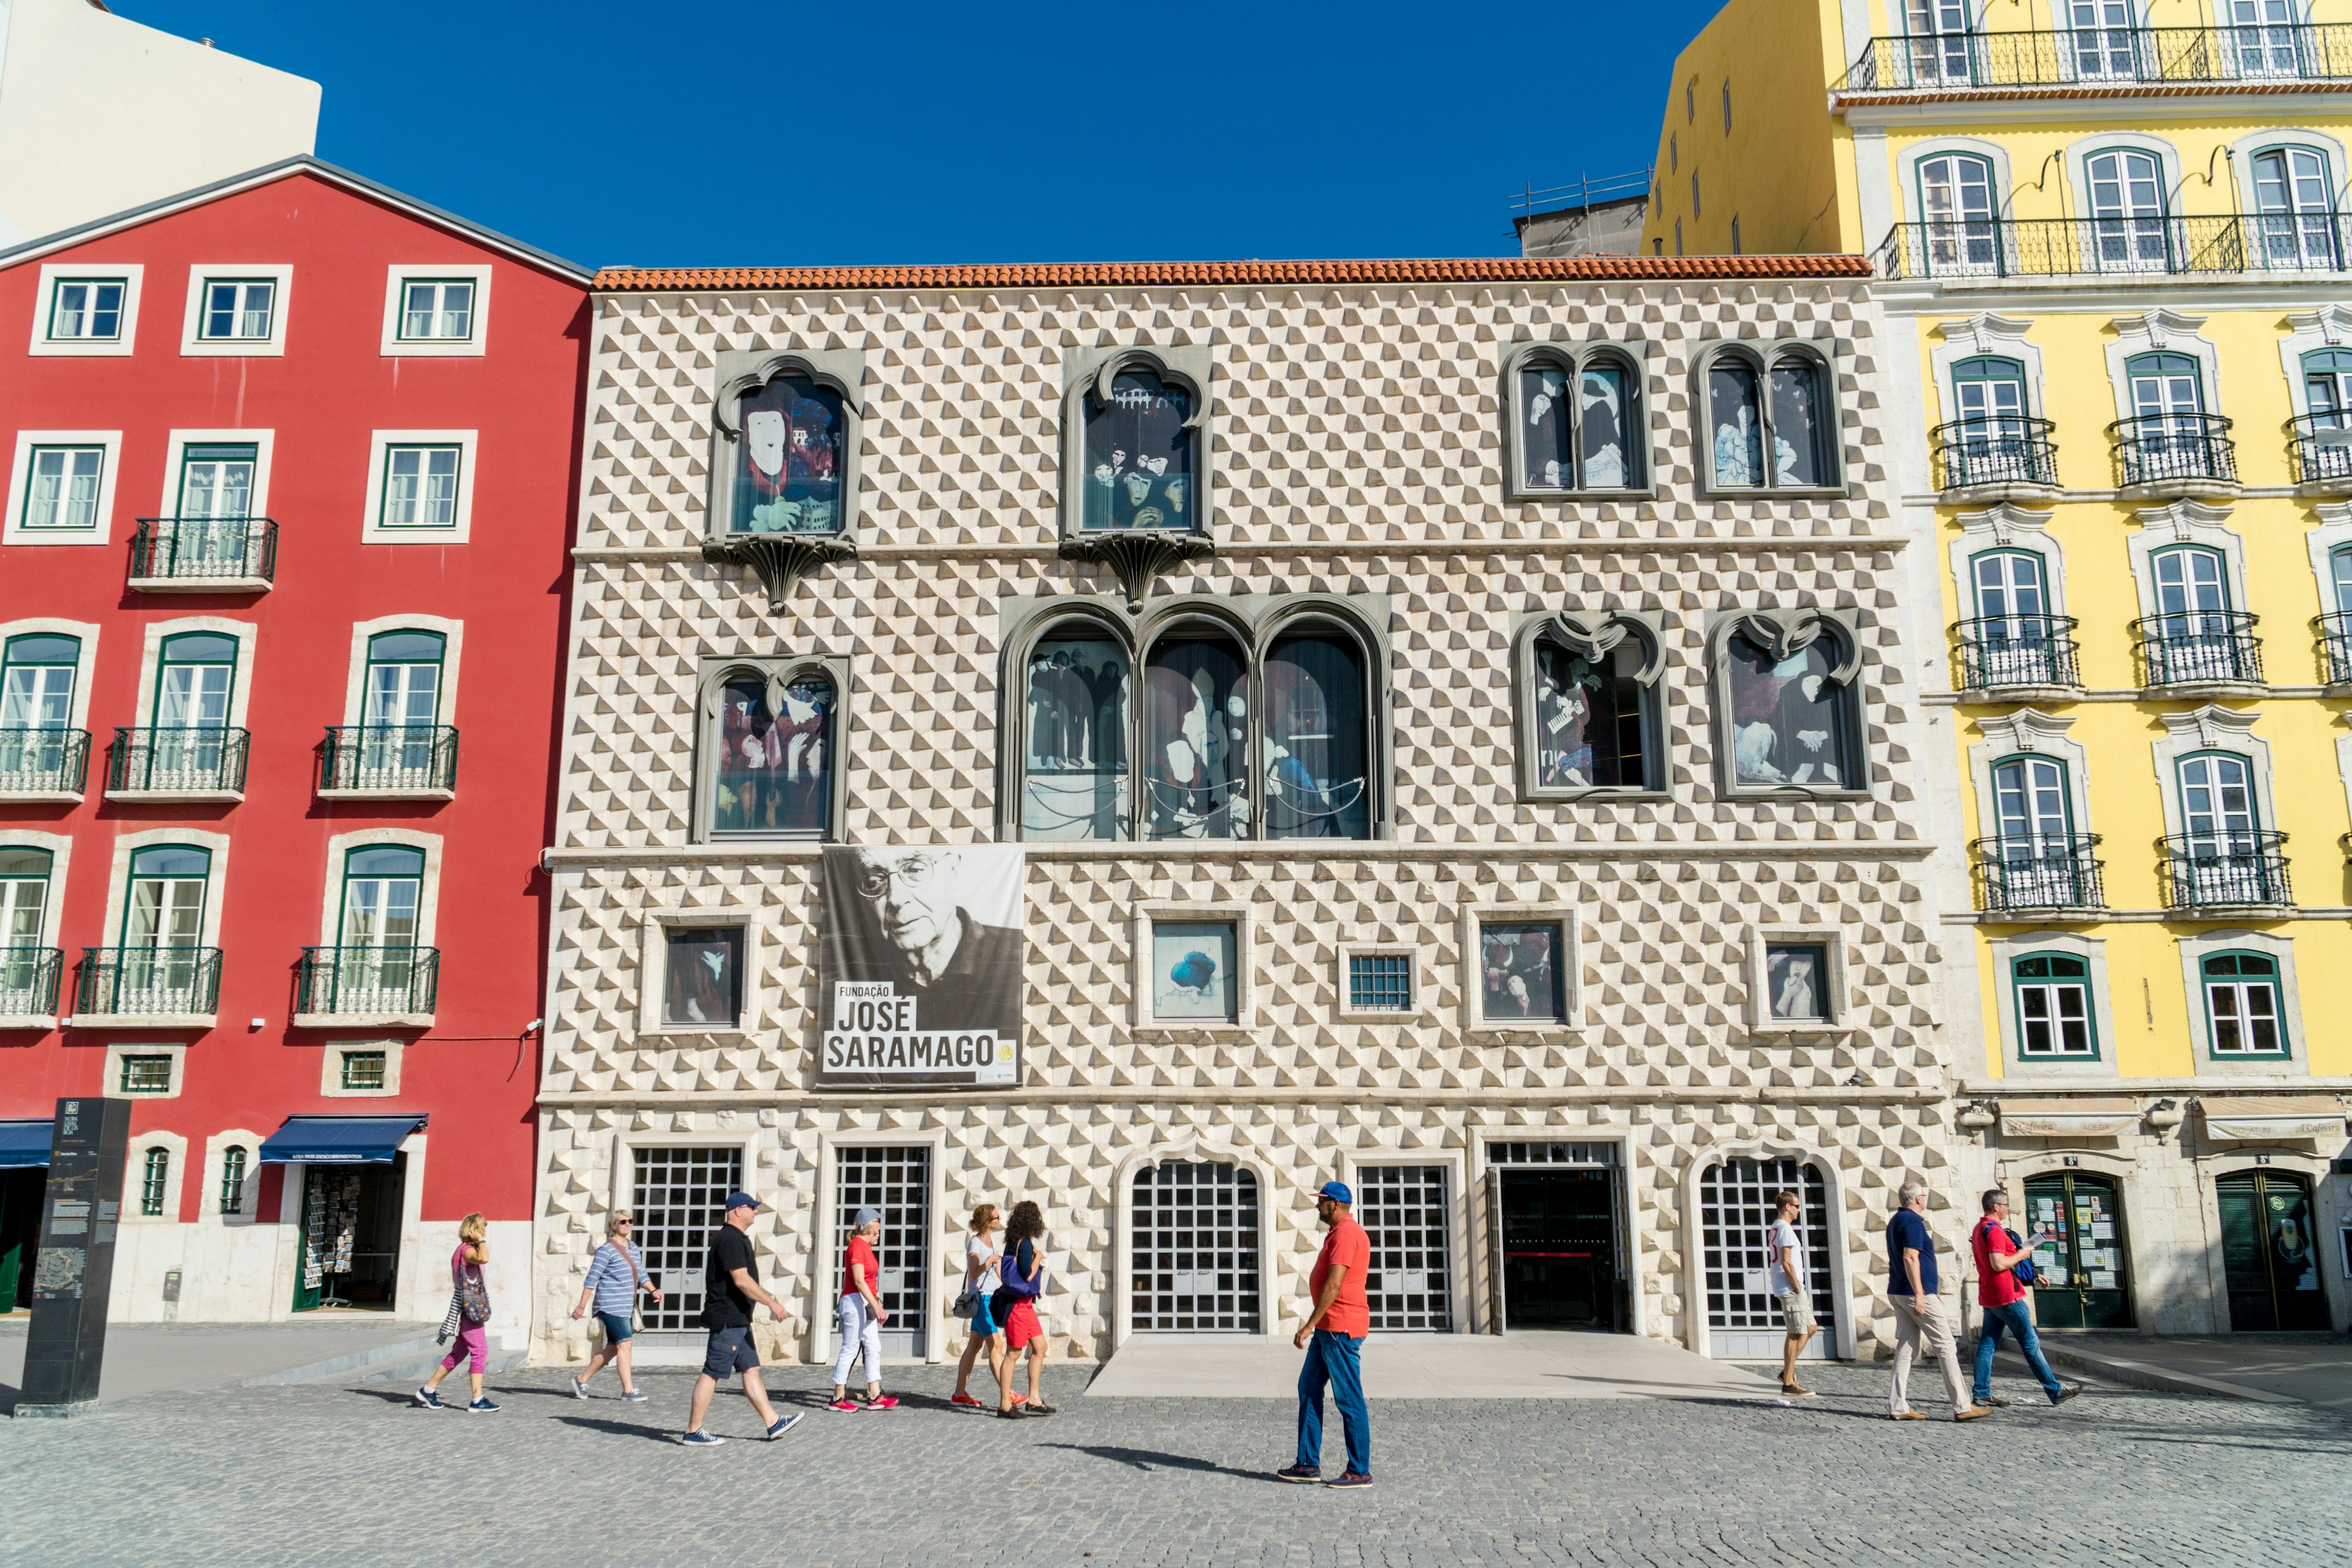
[0,169,585,1224]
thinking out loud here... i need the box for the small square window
[199,279,277,341]
[120,1055,174,1093]
[1765,943,1831,1022]
[22,446,105,530]
[399,279,476,342]
[339,1050,388,1090]
[1479,922,1565,1023]
[1347,954,1412,1012]
[380,445,462,529]
[663,927,745,1027]
[1150,920,1239,1023]
[49,279,126,342]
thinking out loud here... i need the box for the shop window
[122,1057,174,1096]
[139,1147,170,1214]
[1148,919,1240,1024]
[1502,344,1644,498]
[727,374,846,536]
[1075,357,1203,534]
[21,447,105,532]
[1700,345,1836,491]
[2013,953,2095,1057]
[1712,612,1863,796]
[1346,953,1412,1012]
[48,278,126,342]
[218,1144,248,1215]
[339,1052,388,1091]
[663,926,744,1027]
[1517,612,1664,797]
[1478,921,1565,1023]
[1763,942,1831,1021]
[2202,952,2287,1056]
[698,661,840,841]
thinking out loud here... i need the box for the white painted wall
[0,0,318,246]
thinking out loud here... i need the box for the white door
[2252,147,2337,269]
[2228,0,2302,77]
[2067,0,2138,79]
[1969,553,2056,686]
[0,654,75,787]
[1993,756,2079,905]
[123,864,206,1013]
[1918,154,1996,273]
[2179,753,2264,903]
[176,447,257,571]
[2087,149,2168,270]
[2150,547,2233,683]
[1905,0,1973,83]
[834,1147,931,1358]
[363,656,442,779]
[0,861,47,1006]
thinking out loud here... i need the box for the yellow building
[1642,0,2352,1336]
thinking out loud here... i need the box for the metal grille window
[631,1146,742,1332]
[835,1146,932,1354]
[1359,1165,1450,1330]
[1698,1158,1834,1358]
[140,1147,170,1215]
[1485,1141,1615,1167]
[119,1054,172,1093]
[340,1050,388,1090]
[1346,954,1412,1011]
[218,1144,247,1215]
[1131,1161,1261,1331]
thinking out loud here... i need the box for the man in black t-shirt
[680,1192,801,1446]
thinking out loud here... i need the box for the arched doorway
[1698,1158,1836,1359]
[2215,1169,2328,1331]
[2021,1171,2133,1329]
[1131,1161,1261,1332]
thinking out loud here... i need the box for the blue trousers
[1973,1300,2064,1401]
[1295,1330,1370,1476]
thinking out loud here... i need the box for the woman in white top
[951,1203,1006,1410]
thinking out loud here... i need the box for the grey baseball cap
[853,1206,882,1228]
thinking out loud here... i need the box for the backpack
[1981,1218,2035,1289]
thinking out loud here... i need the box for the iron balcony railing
[2133,611,2263,687]
[1932,417,2059,490]
[2320,612,2352,684]
[2161,832,2292,910]
[1842,24,2352,91]
[1954,615,2082,692]
[0,947,64,1018]
[108,726,249,793]
[297,946,440,1017]
[0,727,91,794]
[1878,213,2351,281]
[129,518,278,584]
[2291,415,2352,485]
[76,946,223,1017]
[1972,835,2106,913]
[2111,413,2238,488]
[319,725,458,793]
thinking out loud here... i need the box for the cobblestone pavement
[4,1359,2348,1566]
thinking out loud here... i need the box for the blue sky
[124,1,1717,269]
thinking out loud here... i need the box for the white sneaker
[570,1376,589,1400]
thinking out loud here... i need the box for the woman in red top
[828,1207,897,1411]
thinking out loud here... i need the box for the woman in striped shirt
[570,1210,662,1401]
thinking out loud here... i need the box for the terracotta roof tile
[592,255,1872,292]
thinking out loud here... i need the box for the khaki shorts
[1776,1289,1815,1334]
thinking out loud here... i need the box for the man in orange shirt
[1277,1181,1372,1490]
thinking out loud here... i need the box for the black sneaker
[1275,1464,1322,1484]
[1325,1471,1374,1490]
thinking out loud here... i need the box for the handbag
[952,1241,995,1316]
[458,1257,492,1326]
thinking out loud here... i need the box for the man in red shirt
[1276,1181,1373,1490]
[1969,1188,2078,1408]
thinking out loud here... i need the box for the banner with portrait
[816,846,1024,1090]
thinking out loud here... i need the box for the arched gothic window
[693,658,847,842]
[1513,612,1665,799]
[1710,611,1865,796]
[1700,344,1838,492]
[1503,344,1646,497]
[1063,347,1210,538]
[729,374,847,536]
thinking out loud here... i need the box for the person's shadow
[554,1414,692,1446]
[1037,1442,1275,1483]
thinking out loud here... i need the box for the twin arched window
[697,661,842,841]
[1012,605,1381,842]
[1702,347,1834,491]
[1504,345,1643,496]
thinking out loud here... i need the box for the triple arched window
[1502,344,1646,498]
[1698,345,1836,492]
[1006,600,1385,842]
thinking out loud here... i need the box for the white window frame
[179,265,294,356]
[638,908,763,1040]
[2150,704,2280,845]
[124,1130,189,1219]
[154,429,277,522]
[1744,926,1853,1036]
[361,431,478,544]
[201,1128,266,1221]
[2104,309,2225,425]
[107,1044,190,1103]
[95,829,231,959]
[1459,902,1582,1035]
[1130,901,1257,1036]
[4,431,124,545]
[1335,942,1425,1023]
[29,264,145,356]
[1986,929,2119,1079]
[338,614,466,728]
[2177,928,2305,1076]
[0,829,75,956]
[320,1039,407,1099]
[0,619,100,738]
[380,264,493,356]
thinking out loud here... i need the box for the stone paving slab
[2030,1332,2352,1408]
[2,1359,2348,1566]
[1086,1330,1777,1400]
[0,1319,443,1412]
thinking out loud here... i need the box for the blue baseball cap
[724,1191,761,1213]
[1313,1181,1352,1205]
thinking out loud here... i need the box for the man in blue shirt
[1886,1182,1990,1423]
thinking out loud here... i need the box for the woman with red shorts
[993,1200,1054,1418]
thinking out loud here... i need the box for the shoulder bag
[458,1250,492,1326]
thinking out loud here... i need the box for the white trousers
[1888,1294,1972,1416]
[833,1295,882,1387]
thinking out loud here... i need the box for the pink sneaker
[826,1397,860,1413]
[859,1394,899,1410]
[950,1392,984,1409]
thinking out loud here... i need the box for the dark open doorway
[1493,1165,1626,1332]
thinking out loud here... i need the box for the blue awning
[0,1120,52,1169]
[257,1115,426,1164]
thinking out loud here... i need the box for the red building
[0,158,587,1330]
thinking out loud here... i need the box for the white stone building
[531,255,1967,1371]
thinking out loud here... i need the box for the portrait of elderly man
[827,846,1023,1032]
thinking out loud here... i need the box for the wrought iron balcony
[2320,612,2352,685]
[1841,24,2352,92]
[2291,415,2352,486]
[107,726,249,794]
[1932,417,2059,491]
[1878,214,2350,281]
[1972,835,2106,914]
[2161,832,2292,910]
[0,947,64,1020]
[296,946,439,1019]
[2132,612,2263,688]
[2110,414,2238,488]
[75,946,222,1018]
[1953,616,2081,693]
[0,728,90,795]
[319,725,458,794]
[128,518,277,587]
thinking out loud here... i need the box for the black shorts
[701,1324,758,1378]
